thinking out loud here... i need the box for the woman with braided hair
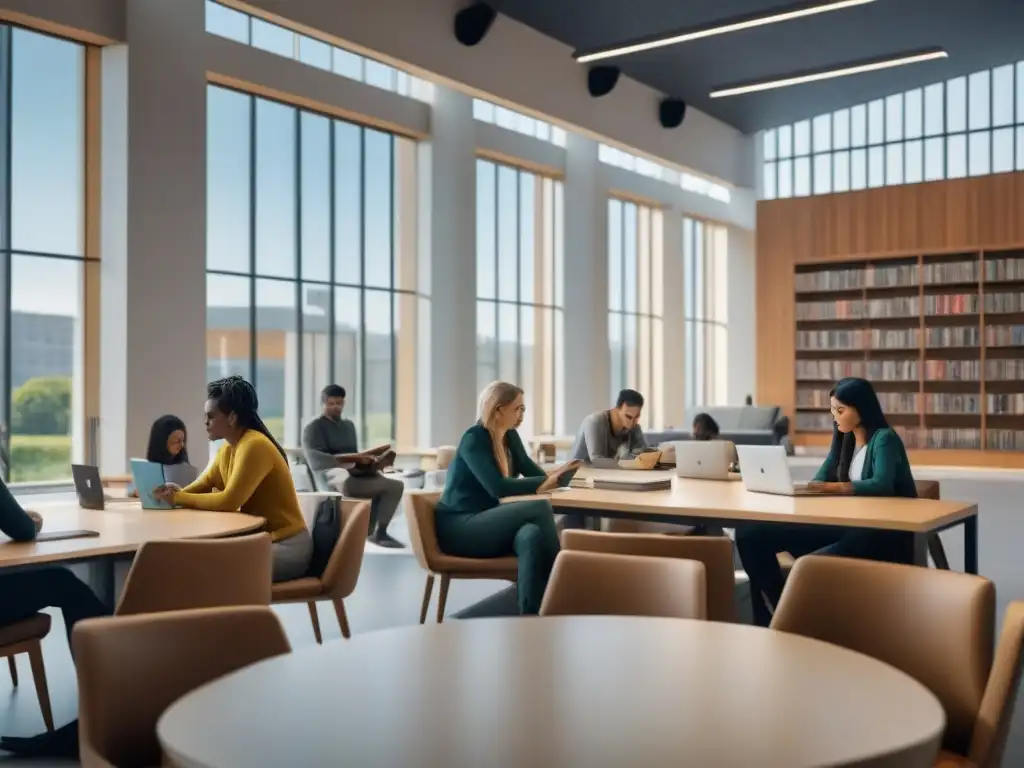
[153,376,313,581]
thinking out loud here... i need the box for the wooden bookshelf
[794,249,1024,459]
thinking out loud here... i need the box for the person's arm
[630,424,648,455]
[302,421,340,472]
[179,459,222,495]
[850,430,900,496]
[0,480,38,542]
[812,441,839,482]
[173,439,274,511]
[508,431,545,478]
[460,429,546,497]
[581,414,615,460]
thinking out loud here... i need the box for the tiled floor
[2,468,1023,765]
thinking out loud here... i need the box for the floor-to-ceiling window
[0,28,88,483]
[608,199,663,429]
[207,85,422,451]
[475,159,564,438]
[683,217,728,407]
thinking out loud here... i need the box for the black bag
[307,497,342,578]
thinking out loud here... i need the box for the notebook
[129,459,173,510]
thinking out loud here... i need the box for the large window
[608,199,663,429]
[207,86,422,451]
[683,218,728,407]
[762,59,1024,199]
[475,160,564,438]
[0,28,88,483]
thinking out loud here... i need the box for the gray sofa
[646,405,791,453]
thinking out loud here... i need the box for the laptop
[735,445,820,496]
[71,464,106,510]
[129,459,174,510]
[674,441,733,481]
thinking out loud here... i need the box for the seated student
[571,389,647,462]
[153,376,312,582]
[0,480,109,758]
[146,414,199,487]
[691,412,739,468]
[302,384,404,549]
[735,377,917,627]
[435,381,580,615]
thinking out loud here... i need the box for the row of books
[796,298,927,321]
[795,267,866,293]
[986,325,1024,346]
[796,421,1024,451]
[924,360,981,380]
[985,257,1024,283]
[984,292,1024,314]
[796,360,919,380]
[795,257,1024,294]
[987,360,1024,380]
[795,412,835,431]
[922,261,979,285]
[986,394,1024,415]
[796,390,920,412]
[925,393,981,414]
[926,326,980,347]
[796,328,921,350]
[987,430,1024,450]
[925,294,978,315]
[903,428,982,450]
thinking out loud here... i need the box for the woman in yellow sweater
[154,376,311,581]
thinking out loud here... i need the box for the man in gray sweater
[571,389,648,462]
[302,384,404,548]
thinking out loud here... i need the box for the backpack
[307,497,342,578]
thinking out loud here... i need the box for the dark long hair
[207,376,288,461]
[146,415,189,465]
[692,413,720,441]
[825,377,889,482]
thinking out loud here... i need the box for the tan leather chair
[540,550,707,619]
[434,446,456,470]
[73,606,291,768]
[0,615,53,731]
[772,555,1024,767]
[406,493,517,623]
[115,533,272,616]
[272,500,371,641]
[561,529,736,622]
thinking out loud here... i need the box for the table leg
[964,515,978,575]
[910,533,928,568]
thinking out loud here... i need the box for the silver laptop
[735,445,816,496]
[674,441,733,480]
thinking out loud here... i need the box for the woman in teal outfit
[736,377,918,626]
[436,381,581,614]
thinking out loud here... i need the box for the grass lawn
[9,433,72,483]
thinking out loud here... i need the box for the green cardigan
[438,424,547,514]
[814,426,917,498]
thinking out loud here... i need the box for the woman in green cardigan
[736,377,918,627]
[436,381,581,614]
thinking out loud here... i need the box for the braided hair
[207,376,288,461]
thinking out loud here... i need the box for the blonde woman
[436,382,581,614]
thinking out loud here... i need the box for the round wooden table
[158,616,945,768]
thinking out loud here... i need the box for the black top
[0,479,38,542]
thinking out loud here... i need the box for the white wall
[726,227,756,406]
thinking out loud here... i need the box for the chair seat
[271,578,325,601]
[430,554,518,577]
[0,613,51,646]
[934,750,976,768]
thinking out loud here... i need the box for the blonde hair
[477,381,523,477]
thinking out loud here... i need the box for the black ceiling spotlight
[659,98,687,129]
[587,66,620,98]
[454,2,497,47]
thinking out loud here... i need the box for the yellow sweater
[173,430,306,542]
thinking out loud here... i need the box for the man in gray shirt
[571,389,648,462]
[302,384,404,548]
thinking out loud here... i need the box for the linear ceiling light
[710,48,948,98]
[574,0,875,64]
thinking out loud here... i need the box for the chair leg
[928,533,950,570]
[436,574,451,624]
[419,575,435,625]
[7,655,17,687]
[333,598,351,639]
[307,601,323,644]
[26,643,53,732]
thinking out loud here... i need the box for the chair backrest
[435,446,456,470]
[115,533,272,616]
[561,529,735,622]
[406,492,443,571]
[321,501,371,598]
[772,555,995,756]
[915,479,940,499]
[540,550,706,620]
[74,606,291,768]
[969,601,1024,768]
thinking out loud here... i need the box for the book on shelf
[985,258,1024,283]
[923,360,981,381]
[924,393,981,414]
[867,263,918,287]
[924,294,979,315]
[988,430,1024,450]
[796,300,865,321]
[904,428,983,450]
[795,268,865,292]
[868,296,920,319]
[987,394,1024,415]
[984,292,1024,314]
[922,260,979,284]
[986,359,1024,380]
[985,325,1024,346]
[925,326,980,347]
[796,329,865,350]
[872,328,920,349]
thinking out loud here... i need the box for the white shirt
[849,445,867,482]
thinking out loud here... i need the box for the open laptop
[674,441,733,481]
[735,445,823,496]
[71,464,106,510]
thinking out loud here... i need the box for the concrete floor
[1,467,1022,765]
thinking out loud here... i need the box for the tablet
[34,529,100,543]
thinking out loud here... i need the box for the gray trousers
[272,528,314,582]
[342,473,404,533]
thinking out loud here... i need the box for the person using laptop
[145,414,199,487]
[692,412,738,469]
[435,381,580,615]
[152,376,312,582]
[302,384,404,549]
[735,377,918,627]
[571,389,648,463]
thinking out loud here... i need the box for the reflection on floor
[2,466,1023,765]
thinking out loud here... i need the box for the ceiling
[498,0,1024,133]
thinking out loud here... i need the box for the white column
[99,0,207,473]
[562,133,609,432]
[661,209,686,428]
[727,226,757,405]
[418,84,476,447]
